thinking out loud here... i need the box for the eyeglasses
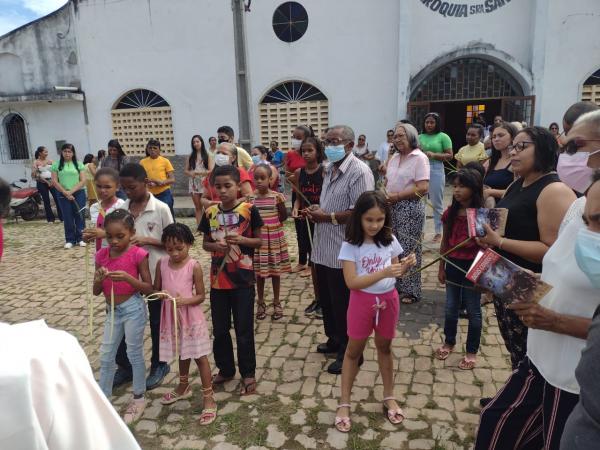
[323,139,348,146]
[507,141,535,152]
[393,133,407,140]
[565,138,600,155]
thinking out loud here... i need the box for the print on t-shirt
[198,202,264,289]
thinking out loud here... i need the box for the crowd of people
[2,100,599,448]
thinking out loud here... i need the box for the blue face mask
[574,227,600,289]
[325,145,346,163]
[251,155,262,165]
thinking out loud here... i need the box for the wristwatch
[330,212,338,225]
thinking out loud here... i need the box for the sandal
[382,397,405,425]
[256,302,267,320]
[458,356,477,370]
[401,295,419,305]
[240,377,257,396]
[299,268,312,278]
[160,375,193,405]
[198,386,218,426]
[211,373,234,385]
[334,404,352,433]
[434,345,454,361]
[291,264,306,273]
[272,303,283,321]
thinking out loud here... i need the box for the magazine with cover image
[466,249,552,304]
[466,208,508,238]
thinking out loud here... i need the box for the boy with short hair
[198,165,263,395]
[113,163,174,389]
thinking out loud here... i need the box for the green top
[418,132,453,154]
[51,161,85,190]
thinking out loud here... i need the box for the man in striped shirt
[307,125,374,374]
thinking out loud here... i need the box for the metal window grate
[1,113,30,163]
[411,58,523,102]
[272,2,308,43]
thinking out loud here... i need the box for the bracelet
[498,238,505,249]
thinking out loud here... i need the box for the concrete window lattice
[111,89,174,156]
[582,69,600,105]
[1,113,29,163]
[259,81,328,149]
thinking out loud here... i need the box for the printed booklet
[466,208,508,238]
[466,249,552,304]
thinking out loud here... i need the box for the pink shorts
[347,289,399,340]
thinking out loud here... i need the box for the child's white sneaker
[123,397,145,424]
[64,243,73,249]
[78,241,87,247]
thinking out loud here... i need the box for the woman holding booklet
[476,112,600,450]
[475,126,575,370]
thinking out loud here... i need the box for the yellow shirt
[236,146,253,170]
[455,142,487,165]
[140,155,175,195]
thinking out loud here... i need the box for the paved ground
[0,210,512,450]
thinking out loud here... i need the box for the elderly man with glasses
[306,125,374,374]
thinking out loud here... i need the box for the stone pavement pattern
[0,217,513,450]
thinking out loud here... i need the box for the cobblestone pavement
[0,216,512,450]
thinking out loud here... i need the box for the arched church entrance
[408,58,534,149]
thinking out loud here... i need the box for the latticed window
[111,89,174,156]
[582,69,600,105]
[2,113,29,162]
[411,58,523,102]
[259,81,328,149]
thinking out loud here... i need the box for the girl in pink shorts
[334,191,416,433]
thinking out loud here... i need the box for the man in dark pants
[307,125,374,374]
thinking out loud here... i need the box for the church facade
[0,0,599,186]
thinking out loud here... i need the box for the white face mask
[557,149,600,193]
[214,153,230,167]
[291,138,302,150]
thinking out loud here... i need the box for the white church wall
[245,0,401,147]
[535,0,600,127]
[73,0,239,156]
[407,1,535,101]
[0,100,86,183]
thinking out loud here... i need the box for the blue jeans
[36,181,62,222]
[444,258,482,354]
[154,188,175,221]
[99,293,147,397]
[429,161,445,235]
[57,189,86,244]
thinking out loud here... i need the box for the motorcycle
[10,179,41,221]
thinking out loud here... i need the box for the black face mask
[218,137,229,144]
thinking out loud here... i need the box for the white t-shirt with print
[338,235,403,294]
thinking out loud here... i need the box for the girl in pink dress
[154,223,216,425]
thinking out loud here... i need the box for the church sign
[420,0,511,18]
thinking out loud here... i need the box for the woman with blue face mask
[476,111,600,450]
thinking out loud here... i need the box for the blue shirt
[272,150,285,168]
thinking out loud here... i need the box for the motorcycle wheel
[19,199,39,221]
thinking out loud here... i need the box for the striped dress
[252,193,291,278]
